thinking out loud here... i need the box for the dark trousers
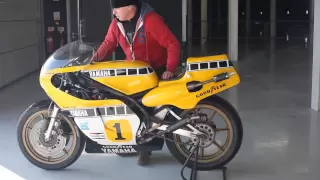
[138,66,166,154]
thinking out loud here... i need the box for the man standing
[94,0,181,165]
[94,0,181,80]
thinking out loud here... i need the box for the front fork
[44,105,60,142]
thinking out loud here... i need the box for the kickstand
[180,139,227,180]
[181,139,200,180]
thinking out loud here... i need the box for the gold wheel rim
[173,104,233,163]
[21,110,78,165]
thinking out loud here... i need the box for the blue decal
[79,122,89,130]
[137,28,146,43]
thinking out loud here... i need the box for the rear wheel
[165,96,243,171]
[17,105,85,170]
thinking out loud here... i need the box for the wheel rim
[172,104,233,163]
[21,110,78,164]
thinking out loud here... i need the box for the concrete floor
[1,41,320,180]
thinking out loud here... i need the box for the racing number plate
[104,120,133,142]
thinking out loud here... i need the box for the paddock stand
[180,140,227,180]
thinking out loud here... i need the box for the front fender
[28,99,52,109]
[27,99,72,116]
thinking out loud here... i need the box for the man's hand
[162,71,174,80]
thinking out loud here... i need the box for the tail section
[142,54,240,109]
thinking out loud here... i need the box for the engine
[51,72,102,100]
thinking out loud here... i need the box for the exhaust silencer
[187,72,235,92]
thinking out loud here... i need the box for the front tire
[17,105,85,170]
[165,95,243,171]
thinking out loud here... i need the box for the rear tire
[17,105,85,170]
[165,95,243,171]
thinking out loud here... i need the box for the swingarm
[156,124,204,138]
[155,114,207,137]
[139,113,208,144]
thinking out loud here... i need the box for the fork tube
[44,105,60,141]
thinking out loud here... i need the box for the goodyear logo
[196,83,227,98]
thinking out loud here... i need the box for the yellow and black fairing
[39,46,239,114]
[38,41,166,152]
[39,41,159,110]
[141,54,240,109]
[38,40,239,152]
[39,39,239,112]
[40,61,159,109]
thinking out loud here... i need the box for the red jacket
[94,3,180,73]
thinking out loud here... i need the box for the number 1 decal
[113,123,126,140]
[104,120,133,142]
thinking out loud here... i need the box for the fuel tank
[81,60,159,95]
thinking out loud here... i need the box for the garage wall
[0,0,44,88]
[142,0,182,42]
[80,0,112,43]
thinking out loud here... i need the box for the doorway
[43,0,68,58]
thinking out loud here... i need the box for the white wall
[0,0,44,88]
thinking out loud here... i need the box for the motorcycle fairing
[80,60,159,95]
[141,54,240,109]
[71,106,141,146]
[40,54,239,111]
[40,62,152,109]
[38,43,239,148]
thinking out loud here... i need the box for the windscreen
[41,40,96,72]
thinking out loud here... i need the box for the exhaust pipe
[187,72,235,92]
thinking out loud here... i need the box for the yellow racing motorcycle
[17,40,243,173]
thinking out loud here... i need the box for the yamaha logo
[101,145,137,153]
[89,70,112,77]
[69,109,89,117]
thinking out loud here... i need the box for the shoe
[137,151,152,166]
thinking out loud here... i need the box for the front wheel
[17,105,85,170]
[165,96,243,171]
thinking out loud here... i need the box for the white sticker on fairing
[69,109,89,117]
